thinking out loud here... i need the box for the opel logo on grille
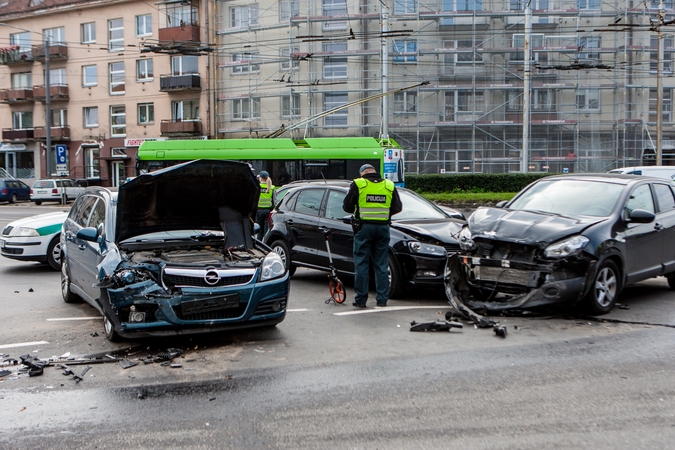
[204,269,221,286]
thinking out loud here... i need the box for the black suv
[264,181,465,297]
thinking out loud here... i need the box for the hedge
[405,173,557,193]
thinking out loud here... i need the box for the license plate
[37,190,47,194]
[181,295,240,315]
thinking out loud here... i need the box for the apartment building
[0,0,211,187]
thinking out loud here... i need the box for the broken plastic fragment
[119,360,139,369]
[493,325,508,338]
[410,320,464,332]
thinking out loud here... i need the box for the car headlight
[458,226,475,251]
[544,235,589,258]
[11,227,39,237]
[408,241,446,257]
[260,252,286,281]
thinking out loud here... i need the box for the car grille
[253,297,287,315]
[474,240,538,264]
[162,267,256,288]
[174,304,247,321]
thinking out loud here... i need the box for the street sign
[55,144,67,165]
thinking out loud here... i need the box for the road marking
[47,317,102,321]
[287,308,309,312]
[334,305,448,316]
[0,340,49,349]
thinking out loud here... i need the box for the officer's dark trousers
[256,209,270,240]
[353,222,390,306]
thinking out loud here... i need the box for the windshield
[508,179,624,217]
[393,189,449,221]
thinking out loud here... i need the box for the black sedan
[263,181,466,297]
[448,174,675,314]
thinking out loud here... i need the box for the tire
[61,259,81,304]
[34,201,42,205]
[388,254,404,299]
[46,235,62,270]
[270,239,296,277]
[103,314,121,342]
[668,275,675,290]
[584,259,621,315]
[10,193,17,204]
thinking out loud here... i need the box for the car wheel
[388,254,404,299]
[667,275,675,290]
[34,201,42,205]
[10,193,17,204]
[103,314,121,342]
[61,260,81,304]
[271,239,296,277]
[584,259,620,315]
[46,235,62,270]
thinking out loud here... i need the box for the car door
[79,198,107,301]
[63,195,97,293]
[622,183,664,284]
[286,188,325,266]
[17,181,30,200]
[316,189,355,274]
[652,182,675,274]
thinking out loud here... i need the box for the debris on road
[119,360,139,369]
[410,320,464,332]
[155,348,183,362]
[19,354,47,377]
[0,369,12,377]
[493,325,508,338]
[58,364,91,383]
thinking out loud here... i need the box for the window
[111,105,126,136]
[83,107,98,128]
[281,94,301,117]
[48,68,67,86]
[232,98,260,120]
[11,72,31,89]
[533,89,555,111]
[108,19,124,51]
[43,27,65,44]
[82,65,97,87]
[13,111,33,130]
[392,40,417,63]
[578,37,601,61]
[444,40,483,68]
[294,189,324,216]
[512,34,544,63]
[280,1,300,21]
[654,184,675,211]
[650,88,672,123]
[85,147,101,179]
[10,32,31,54]
[626,185,655,214]
[172,100,199,121]
[81,22,96,44]
[138,103,154,125]
[136,14,152,37]
[651,0,673,7]
[578,0,600,9]
[651,36,674,73]
[444,91,484,120]
[323,0,347,30]
[51,109,67,127]
[324,93,348,126]
[393,92,417,115]
[323,42,348,79]
[280,47,300,70]
[230,4,259,28]
[394,0,418,14]
[510,0,549,9]
[231,53,260,74]
[576,88,600,111]
[109,62,125,95]
[163,2,197,27]
[325,190,347,220]
[136,59,154,81]
[88,198,105,227]
[171,55,199,75]
[442,0,482,11]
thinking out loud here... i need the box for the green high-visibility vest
[355,178,394,221]
[258,182,275,209]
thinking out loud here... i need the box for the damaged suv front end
[61,160,289,340]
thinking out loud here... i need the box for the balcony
[160,119,202,137]
[0,88,34,103]
[33,85,69,102]
[0,48,33,65]
[32,43,68,61]
[33,125,70,140]
[159,74,201,92]
[159,24,200,43]
[2,128,34,141]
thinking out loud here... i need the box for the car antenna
[321,172,327,184]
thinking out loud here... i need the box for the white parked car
[0,211,68,270]
[30,179,85,205]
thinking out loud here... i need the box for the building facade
[0,0,211,187]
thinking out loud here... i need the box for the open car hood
[392,219,463,245]
[468,207,606,246]
[116,160,259,243]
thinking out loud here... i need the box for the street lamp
[0,23,51,178]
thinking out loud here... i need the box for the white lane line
[287,308,309,312]
[334,306,448,316]
[47,317,102,321]
[0,340,49,349]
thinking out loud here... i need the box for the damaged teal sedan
[60,160,290,341]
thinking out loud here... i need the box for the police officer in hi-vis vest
[256,171,275,240]
[343,164,402,308]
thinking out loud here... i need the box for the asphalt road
[1,203,674,449]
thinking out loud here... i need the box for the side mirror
[76,227,102,243]
[253,223,261,234]
[342,215,353,224]
[495,200,509,208]
[628,208,655,224]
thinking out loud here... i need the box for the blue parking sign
[55,144,67,165]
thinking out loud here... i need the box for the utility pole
[522,0,532,173]
[45,35,52,178]
[380,4,389,140]
[656,0,664,165]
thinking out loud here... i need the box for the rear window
[33,180,54,188]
